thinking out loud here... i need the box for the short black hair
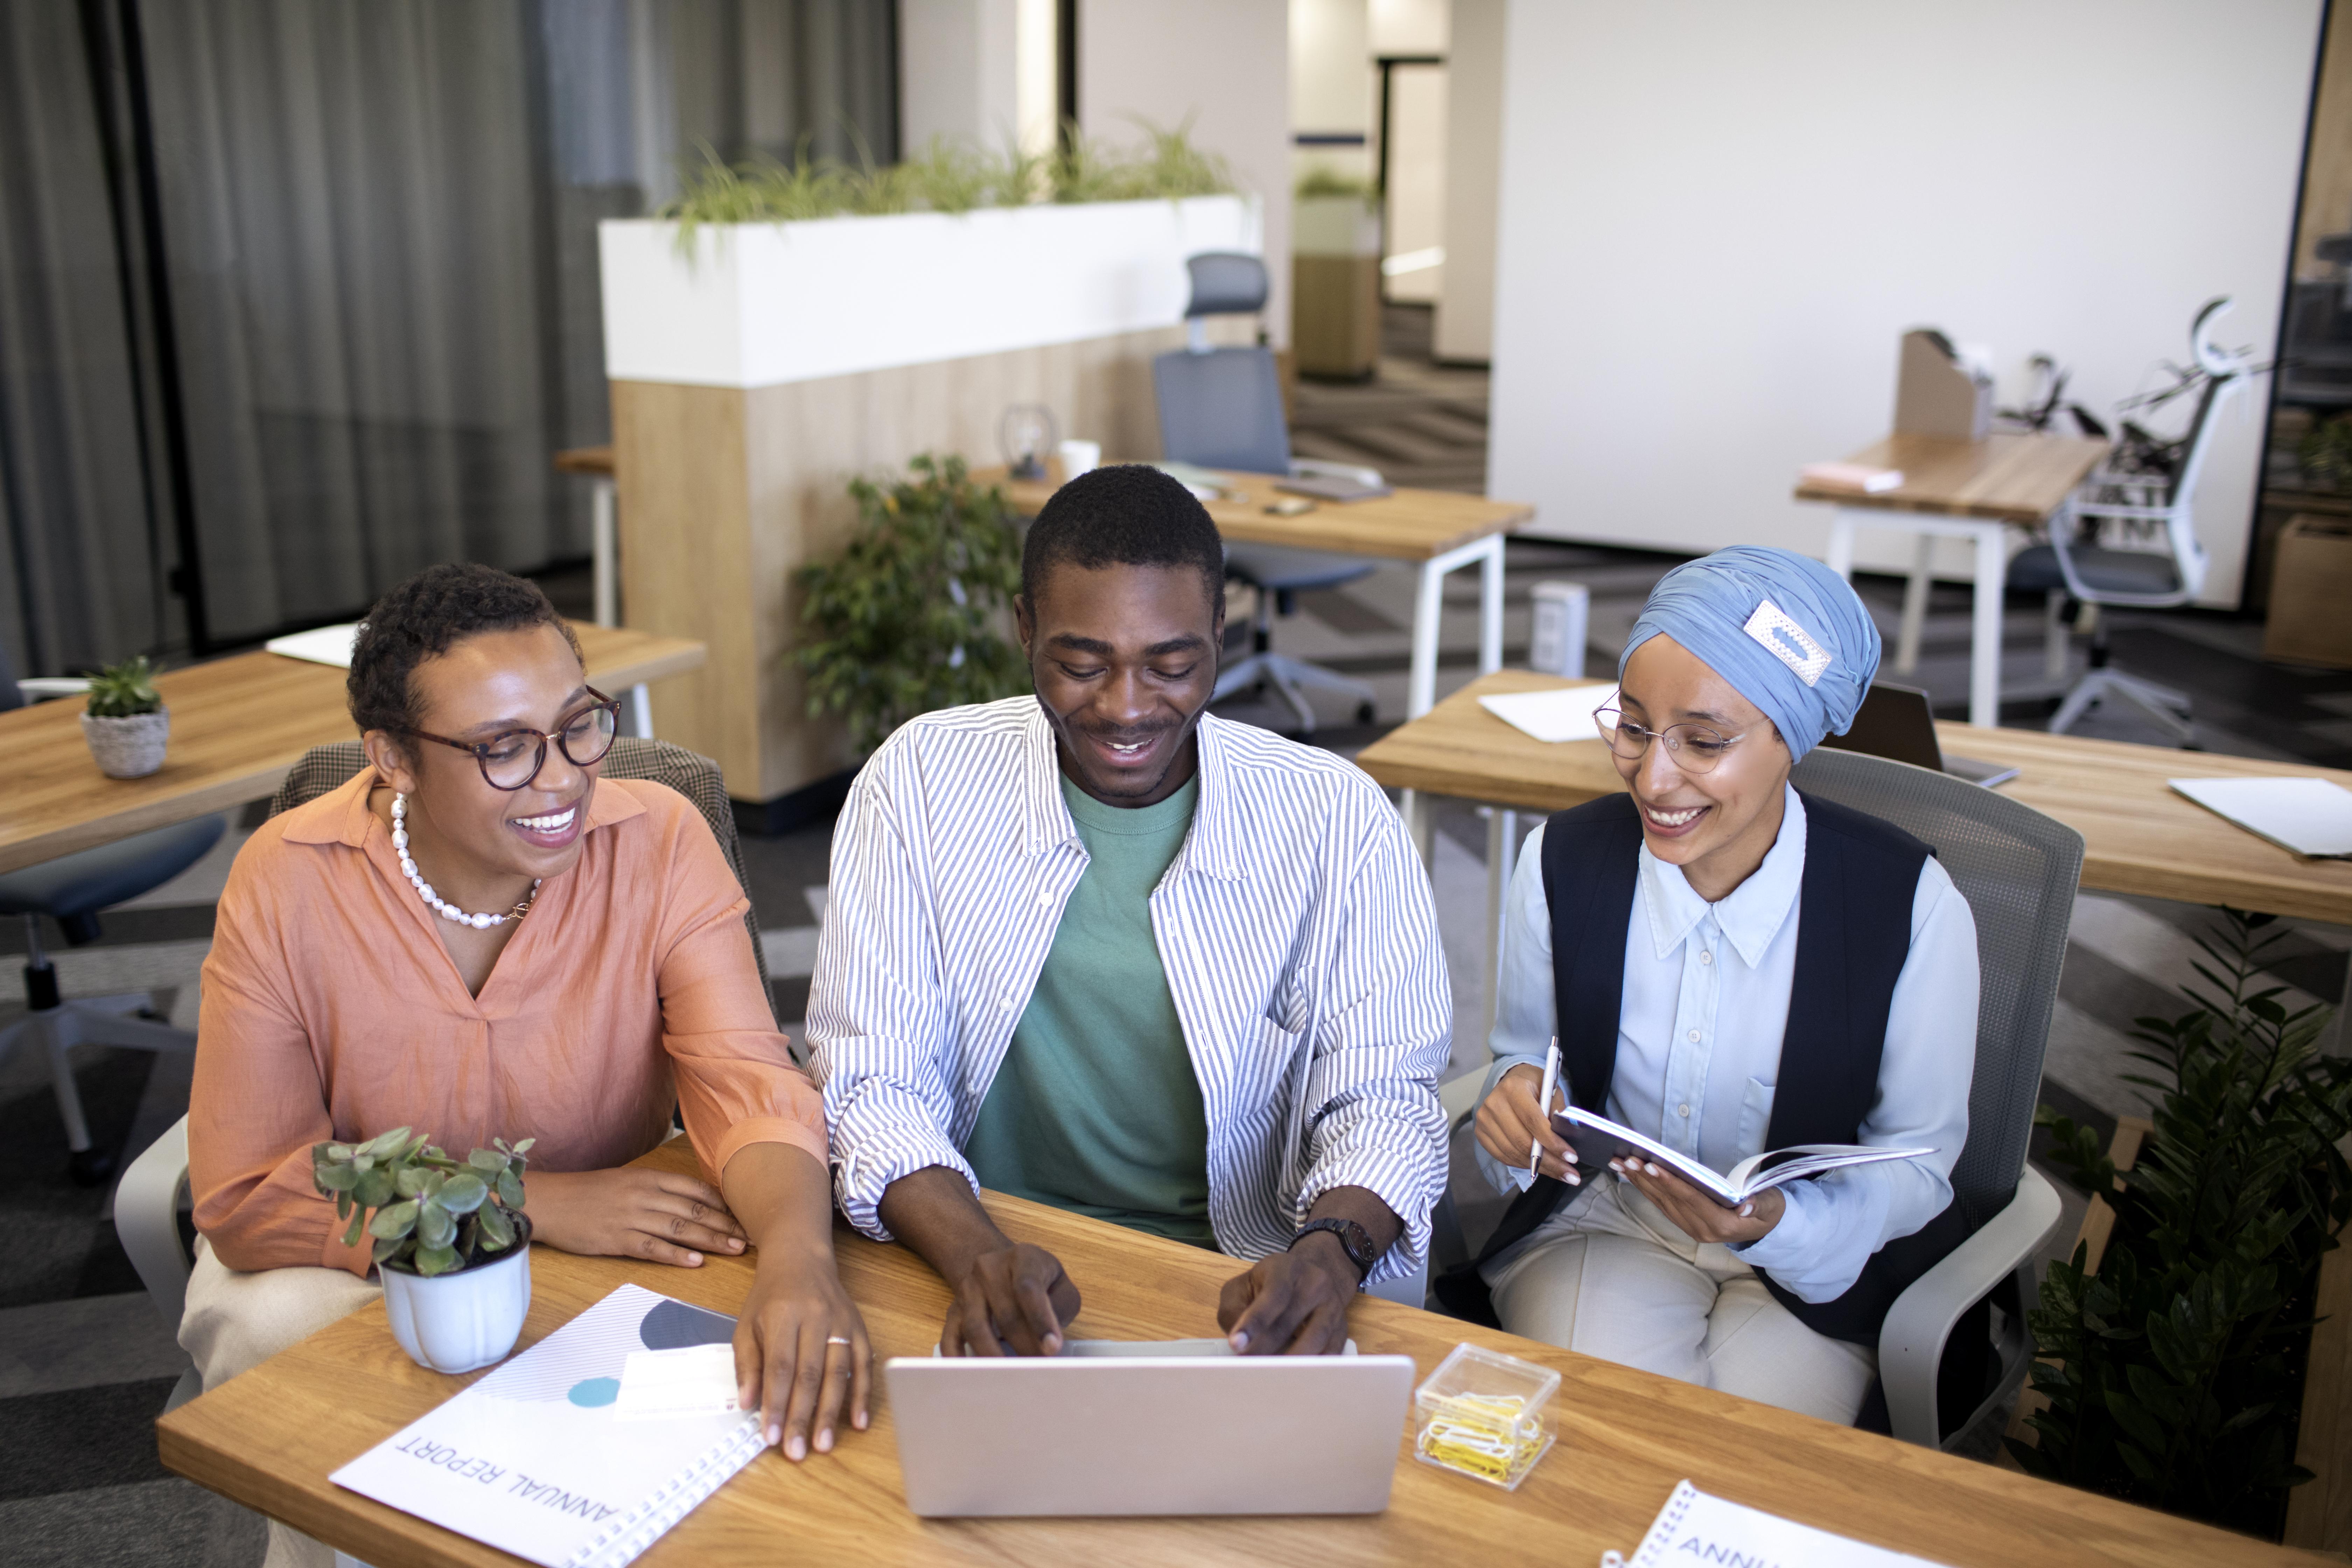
[348,563,581,741]
[1020,464,1225,618]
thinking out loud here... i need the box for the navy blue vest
[1453,790,1967,1346]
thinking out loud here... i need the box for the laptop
[1820,682,2019,788]
[885,1338,1416,1517]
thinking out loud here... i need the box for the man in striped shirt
[807,465,1451,1358]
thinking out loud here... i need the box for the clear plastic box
[1412,1342,1560,1490]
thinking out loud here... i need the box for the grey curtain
[0,1,166,677]
[0,0,897,666]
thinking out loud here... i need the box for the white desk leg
[627,682,653,739]
[1825,511,1858,580]
[592,477,618,629]
[1968,525,2007,728]
[1478,536,1505,677]
[1893,533,1933,676]
[1482,806,1518,1046]
[1409,556,1446,719]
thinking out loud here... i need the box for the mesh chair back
[267,738,772,1006]
[1788,748,2082,1228]
[1153,346,1291,476]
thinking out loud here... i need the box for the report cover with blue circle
[331,1284,765,1568]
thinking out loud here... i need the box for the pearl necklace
[391,794,540,930]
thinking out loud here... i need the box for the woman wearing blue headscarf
[1449,547,1979,1425]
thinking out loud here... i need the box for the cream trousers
[180,1237,382,1568]
[1483,1177,1876,1424]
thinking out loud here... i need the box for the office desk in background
[158,1138,2312,1568]
[0,623,706,875]
[988,464,1533,720]
[1797,432,2110,728]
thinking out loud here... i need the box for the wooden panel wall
[611,325,1182,803]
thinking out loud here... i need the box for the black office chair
[1155,253,1381,732]
[0,644,226,1183]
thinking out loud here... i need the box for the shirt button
[1686,1029,1700,1043]
[1036,890,1054,905]
[1678,1103,1690,1118]
[1699,950,1713,965]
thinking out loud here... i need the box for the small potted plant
[313,1128,537,1374]
[80,656,170,779]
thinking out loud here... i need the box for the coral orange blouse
[190,768,826,1276]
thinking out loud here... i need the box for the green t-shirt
[962,771,1214,1245]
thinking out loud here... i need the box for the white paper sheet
[265,622,361,668]
[2169,776,2352,859]
[1476,682,1619,744]
[1611,1480,1949,1568]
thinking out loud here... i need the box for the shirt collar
[1019,703,1245,879]
[1637,783,1807,967]
[279,763,645,848]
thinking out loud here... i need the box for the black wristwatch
[1289,1217,1380,1282]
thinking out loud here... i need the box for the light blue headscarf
[1618,546,1879,761]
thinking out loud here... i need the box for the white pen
[1530,1035,1561,1176]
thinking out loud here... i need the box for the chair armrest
[115,1113,195,1331]
[1440,1070,1488,1135]
[1879,1164,2063,1448]
[17,677,91,702]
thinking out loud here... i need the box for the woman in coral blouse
[185,566,862,1564]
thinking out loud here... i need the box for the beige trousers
[181,1237,382,1568]
[1484,1177,1877,1424]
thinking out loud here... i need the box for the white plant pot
[80,709,170,779]
[381,1242,532,1374]
[598,193,1261,389]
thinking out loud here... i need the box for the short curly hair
[348,564,581,743]
[1020,464,1225,618]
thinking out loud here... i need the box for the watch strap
[1290,1217,1378,1281]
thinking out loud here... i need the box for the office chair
[113,736,769,1412]
[2009,297,2252,746]
[1155,252,1382,733]
[0,644,226,1185]
[1432,748,2081,1450]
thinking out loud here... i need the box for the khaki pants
[181,1237,382,1568]
[1483,1178,1876,1424]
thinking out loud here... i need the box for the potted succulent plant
[79,656,170,779]
[313,1128,536,1374]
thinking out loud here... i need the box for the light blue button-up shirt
[1476,786,1978,1303]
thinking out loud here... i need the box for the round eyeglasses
[1593,704,1753,776]
[404,690,622,790]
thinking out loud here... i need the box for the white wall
[1292,0,1374,187]
[1082,0,1294,345]
[900,0,1020,151]
[1487,0,2319,606]
[1435,0,1503,362]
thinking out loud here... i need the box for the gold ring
[826,1336,853,1346]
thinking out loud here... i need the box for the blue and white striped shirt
[805,697,1453,1283]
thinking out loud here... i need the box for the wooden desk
[1354,670,2352,927]
[0,623,705,876]
[157,1139,2315,1568]
[987,464,1534,719]
[1796,433,2110,728]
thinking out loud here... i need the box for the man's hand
[1614,1156,1784,1246]
[522,1167,748,1266]
[1473,1063,1578,1185]
[732,1251,870,1460]
[1218,1233,1358,1355]
[878,1166,1084,1357]
[939,1239,1083,1357]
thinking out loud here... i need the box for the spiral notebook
[331,1284,765,1568]
[1606,1481,1950,1568]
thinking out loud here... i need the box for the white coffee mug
[1057,439,1101,480]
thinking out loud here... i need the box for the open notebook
[1554,1105,1932,1208]
[331,1284,763,1568]
[1607,1480,1951,1568]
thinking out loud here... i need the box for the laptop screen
[1817,683,1945,772]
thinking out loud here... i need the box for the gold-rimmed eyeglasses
[1593,704,1753,776]
[404,688,622,791]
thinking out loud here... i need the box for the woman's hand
[732,1250,872,1460]
[1614,1157,1784,1246]
[521,1167,748,1265]
[1473,1063,1579,1185]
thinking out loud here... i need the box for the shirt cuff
[322,1210,372,1279]
[832,1122,977,1243]
[708,1117,831,1188]
[1730,1178,1829,1275]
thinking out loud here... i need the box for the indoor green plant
[79,655,170,779]
[313,1127,536,1373]
[2015,910,2352,1537]
[795,453,1029,756]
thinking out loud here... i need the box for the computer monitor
[1820,682,2017,788]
